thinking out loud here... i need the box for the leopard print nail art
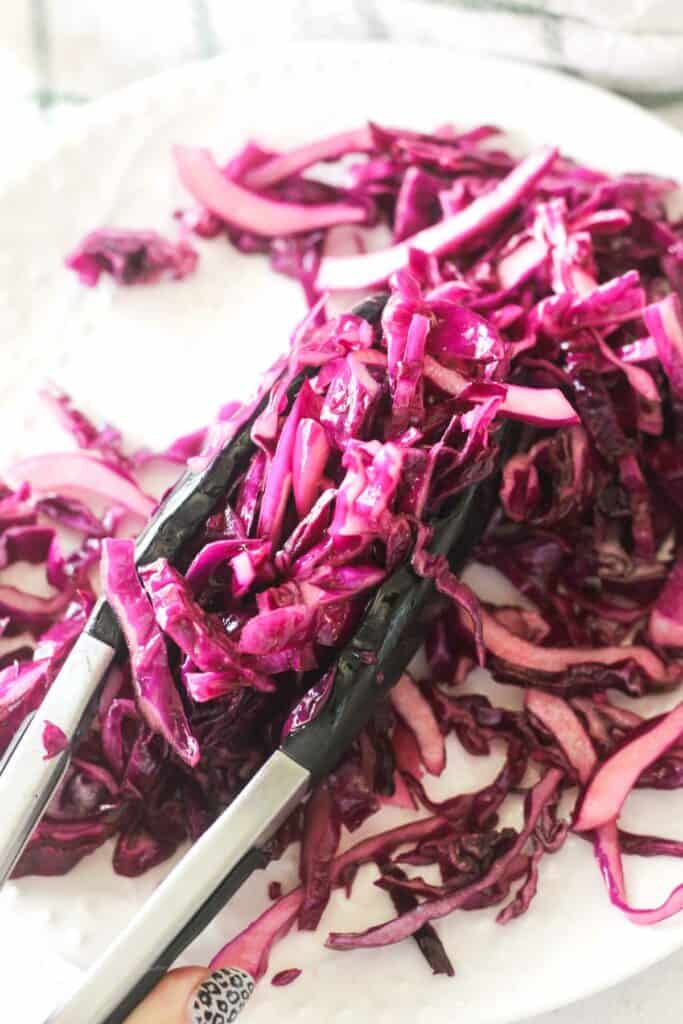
[189,967,255,1024]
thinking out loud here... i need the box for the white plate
[2,42,683,1024]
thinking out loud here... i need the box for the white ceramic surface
[2,43,683,1024]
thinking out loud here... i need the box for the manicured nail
[188,967,255,1023]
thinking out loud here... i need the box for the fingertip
[124,966,209,1023]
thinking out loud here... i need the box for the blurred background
[2,0,682,182]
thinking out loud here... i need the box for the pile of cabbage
[5,122,683,980]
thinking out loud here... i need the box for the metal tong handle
[44,751,309,1024]
[0,631,115,886]
[0,294,390,892]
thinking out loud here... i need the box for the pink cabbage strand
[480,608,674,685]
[574,702,683,833]
[6,453,155,520]
[649,553,683,647]
[174,145,368,237]
[316,147,558,290]
[101,540,199,767]
[244,127,375,190]
[390,673,446,776]
[527,690,683,925]
[643,293,683,398]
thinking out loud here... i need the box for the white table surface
[1,4,683,1022]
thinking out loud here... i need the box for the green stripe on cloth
[193,0,219,58]
[434,0,558,15]
[541,8,564,59]
[30,0,55,111]
[28,89,88,106]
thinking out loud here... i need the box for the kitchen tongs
[0,293,514,1023]
[0,294,383,887]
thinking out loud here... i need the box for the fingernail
[188,967,255,1023]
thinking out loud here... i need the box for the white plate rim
[4,41,683,198]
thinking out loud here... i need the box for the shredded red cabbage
[9,120,682,980]
[42,720,69,760]
[66,228,197,287]
[271,968,302,987]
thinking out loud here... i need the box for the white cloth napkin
[4,0,678,188]
[0,0,681,184]
[1,0,682,127]
[372,0,683,97]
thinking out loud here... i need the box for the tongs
[0,294,513,1024]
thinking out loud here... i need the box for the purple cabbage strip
[66,228,197,287]
[101,540,199,767]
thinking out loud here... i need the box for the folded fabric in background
[372,0,683,96]
[0,0,681,188]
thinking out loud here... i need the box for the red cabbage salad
[5,121,683,982]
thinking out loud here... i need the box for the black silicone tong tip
[349,292,391,326]
[281,380,518,782]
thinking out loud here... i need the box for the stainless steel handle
[0,632,115,886]
[45,750,310,1024]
